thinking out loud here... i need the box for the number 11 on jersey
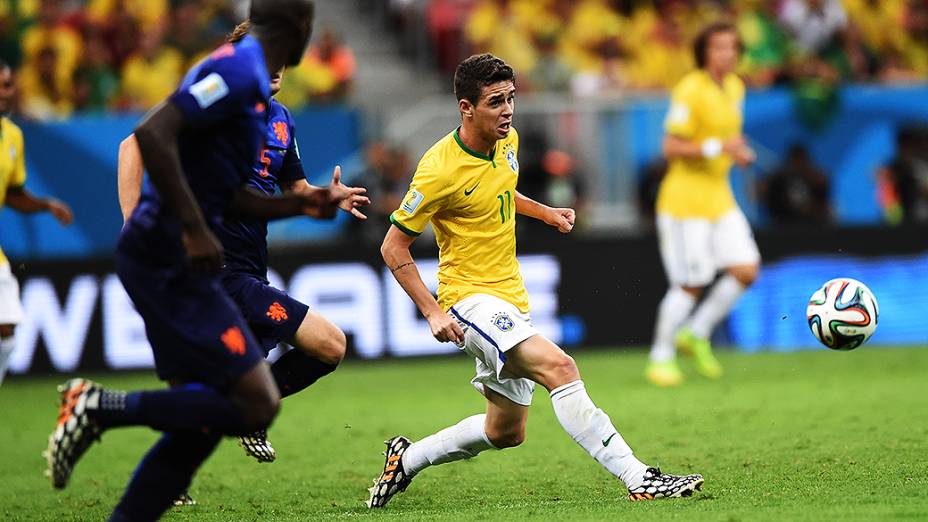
[497,190,512,223]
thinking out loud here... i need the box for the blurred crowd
[637,124,928,228]
[0,0,355,121]
[391,0,928,95]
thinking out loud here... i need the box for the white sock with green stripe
[402,414,496,475]
[550,380,648,488]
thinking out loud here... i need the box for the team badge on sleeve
[189,72,229,109]
[665,102,690,126]
[401,189,424,214]
[492,312,515,332]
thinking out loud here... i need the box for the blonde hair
[227,20,251,43]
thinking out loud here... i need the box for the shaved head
[249,0,315,66]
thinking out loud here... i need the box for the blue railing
[0,107,361,260]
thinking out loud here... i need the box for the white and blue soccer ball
[806,278,879,351]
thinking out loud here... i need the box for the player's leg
[46,265,278,490]
[505,335,703,499]
[0,263,24,386]
[367,390,525,508]
[225,277,344,462]
[109,427,222,521]
[0,324,15,385]
[368,295,534,508]
[110,364,280,515]
[225,276,344,398]
[277,310,346,396]
[405,388,525,472]
[682,209,761,378]
[647,214,711,386]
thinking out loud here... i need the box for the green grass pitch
[1,347,926,521]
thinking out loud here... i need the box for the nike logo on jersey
[602,433,617,447]
[464,182,480,196]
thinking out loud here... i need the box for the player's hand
[428,312,465,345]
[181,223,224,274]
[544,207,575,233]
[734,144,756,167]
[302,166,369,220]
[332,167,370,220]
[724,137,755,167]
[46,198,73,226]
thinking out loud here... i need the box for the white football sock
[402,414,496,475]
[0,336,15,385]
[649,286,696,363]
[689,274,746,340]
[550,380,648,488]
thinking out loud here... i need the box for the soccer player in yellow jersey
[0,60,73,385]
[645,23,760,387]
[367,54,703,507]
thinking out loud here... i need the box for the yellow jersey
[391,127,529,313]
[657,69,745,219]
[0,117,27,266]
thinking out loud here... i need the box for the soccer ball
[806,278,879,351]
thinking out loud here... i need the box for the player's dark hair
[0,58,8,71]
[693,21,741,69]
[249,0,315,66]
[454,53,515,106]
[227,20,251,43]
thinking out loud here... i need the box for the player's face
[706,31,739,74]
[474,81,515,141]
[0,67,13,114]
[270,67,284,95]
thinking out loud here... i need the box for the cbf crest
[503,143,518,173]
[492,312,515,332]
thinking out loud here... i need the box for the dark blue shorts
[221,272,309,356]
[116,251,266,391]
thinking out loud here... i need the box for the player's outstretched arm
[5,186,73,225]
[134,101,222,273]
[514,191,574,233]
[663,135,755,166]
[230,165,368,221]
[382,226,463,344]
[117,134,144,223]
[285,177,369,220]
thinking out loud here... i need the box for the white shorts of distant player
[657,208,761,287]
[0,262,24,325]
[448,294,537,407]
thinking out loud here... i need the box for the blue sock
[109,431,221,522]
[271,349,337,398]
[93,383,249,436]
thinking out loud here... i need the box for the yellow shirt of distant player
[0,117,27,266]
[391,127,529,313]
[657,69,745,219]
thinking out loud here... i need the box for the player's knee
[0,324,15,338]
[487,426,525,448]
[544,352,579,388]
[318,327,346,366]
[296,315,346,366]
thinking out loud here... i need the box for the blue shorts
[116,251,266,391]
[221,272,309,356]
